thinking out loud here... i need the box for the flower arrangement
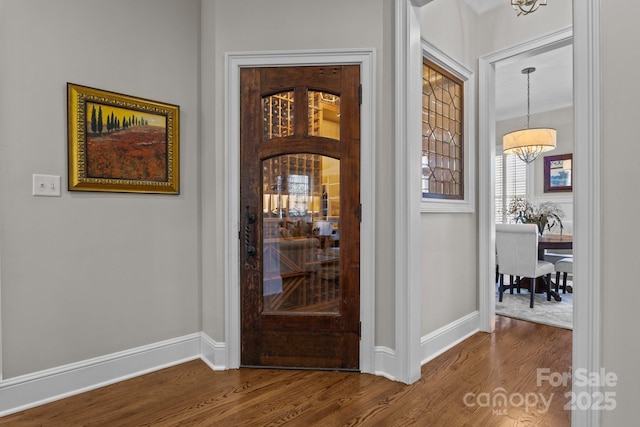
[508,197,564,235]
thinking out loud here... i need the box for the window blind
[495,153,527,223]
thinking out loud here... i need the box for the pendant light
[502,67,556,164]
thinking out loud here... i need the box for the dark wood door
[240,65,361,370]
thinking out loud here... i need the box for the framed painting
[67,83,179,194]
[544,153,572,193]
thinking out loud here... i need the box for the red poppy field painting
[68,83,179,194]
[86,103,167,181]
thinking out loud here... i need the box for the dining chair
[496,223,555,308]
[554,257,573,294]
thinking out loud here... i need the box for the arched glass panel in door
[262,154,340,314]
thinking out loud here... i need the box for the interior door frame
[478,27,574,332]
[477,20,602,427]
[225,49,376,373]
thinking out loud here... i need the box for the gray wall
[602,1,640,424]
[4,2,639,424]
[199,0,397,347]
[0,0,202,378]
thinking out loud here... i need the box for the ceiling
[463,0,504,15]
[495,44,573,122]
[462,0,574,122]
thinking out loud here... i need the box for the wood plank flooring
[0,316,572,426]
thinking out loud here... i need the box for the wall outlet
[32,174,61,197]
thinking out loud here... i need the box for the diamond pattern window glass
[422,59,464,200]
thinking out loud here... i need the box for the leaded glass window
[422,60,464,200]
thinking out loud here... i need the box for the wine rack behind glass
[263,155,322,217]
[261,90,327,224]
[263,91,294,140]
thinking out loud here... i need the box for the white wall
[601,2,640,425]
[475,0,573,54]
[0,0,201,379]
[418,0,479,336]
[418,0,572,336]
[417,0,572,335]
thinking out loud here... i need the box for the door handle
[244,206,257,266]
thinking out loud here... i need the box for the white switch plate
[32,174,61,197]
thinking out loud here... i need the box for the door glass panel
[308,91,340,140]
[262,154,340,313]
[263,91,294,140]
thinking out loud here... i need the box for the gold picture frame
[67,83,179,194]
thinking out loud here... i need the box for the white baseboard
[200,332,228,371]
[373,346,398,381]
[0,318,480,417]
[0,332,225,417]
[421,311,480,365]
[374,312,480,382]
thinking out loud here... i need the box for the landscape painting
[543,153,572,193]
[68,83,179,194]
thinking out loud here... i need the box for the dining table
[537,233,573,300]
[538,233,573,260]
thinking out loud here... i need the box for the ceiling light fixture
[503,67,556,164]
[511,0,547,16]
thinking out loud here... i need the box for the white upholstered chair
[496,224,555,308]
[554,257,573,294]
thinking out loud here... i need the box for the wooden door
[240,65,361,370]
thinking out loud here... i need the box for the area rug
[495,283,573,330]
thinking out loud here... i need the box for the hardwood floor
[0,316,572,426]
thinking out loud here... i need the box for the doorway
[479,28,573,332]
[239,65,361,369]
[224,49,376,374]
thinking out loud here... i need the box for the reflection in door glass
[262,154,340,313]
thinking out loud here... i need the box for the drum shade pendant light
[511,0,547,16]
[503,67,556,164]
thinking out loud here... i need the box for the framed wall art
[67,83,180,194]
[544,153,572,193]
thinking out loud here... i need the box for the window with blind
[495,153,528,223]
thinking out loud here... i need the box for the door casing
[225,49,376,373]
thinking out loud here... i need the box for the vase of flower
[508,198,564,236]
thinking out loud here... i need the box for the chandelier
[511,0,547,16]
[503,67,556,164]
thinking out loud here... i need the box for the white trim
[421,311,480,365]
[478,19,602,427]
[420,39,476,213]
[224,49,377,374]
[373,346,398,382]
[410,0,434,7]
[478,27,573,335]
[200,333,228,371]
[0,334,203,417]
[394,0,423,385]
[373,309,479,384]
[572,1,601,426]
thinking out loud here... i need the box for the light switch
[32,174,61,197]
